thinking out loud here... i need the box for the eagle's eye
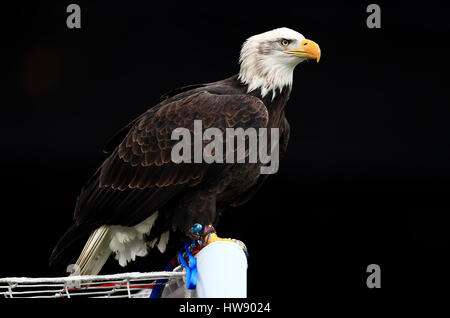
[280,39,290,46]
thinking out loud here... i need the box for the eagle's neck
[238,55,295,100]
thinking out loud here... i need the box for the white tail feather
[71,225,111,276]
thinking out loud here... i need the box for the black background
[2,0,449,304]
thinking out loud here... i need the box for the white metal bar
[4,289,65,295]
[0,283,65,288]
[91,294,130,298]
[64,285,70,298]
[0,271,185,284]
[12,296,61,299]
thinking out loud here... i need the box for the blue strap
[150,224,203,297]
[149,258,176,298]
[178,241,198,290]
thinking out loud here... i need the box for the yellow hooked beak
[283,39,321,62]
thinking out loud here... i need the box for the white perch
[194,241,247,298]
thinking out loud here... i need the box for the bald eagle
[49,27,321,275]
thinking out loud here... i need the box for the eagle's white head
[238,27,321,99]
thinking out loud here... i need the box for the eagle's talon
[201,232,248,258]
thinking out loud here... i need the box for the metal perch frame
[1,241,248,298]
[0,271,186,298]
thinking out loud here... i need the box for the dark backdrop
[2,0,449,301]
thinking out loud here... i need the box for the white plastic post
[195,241,247,298]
